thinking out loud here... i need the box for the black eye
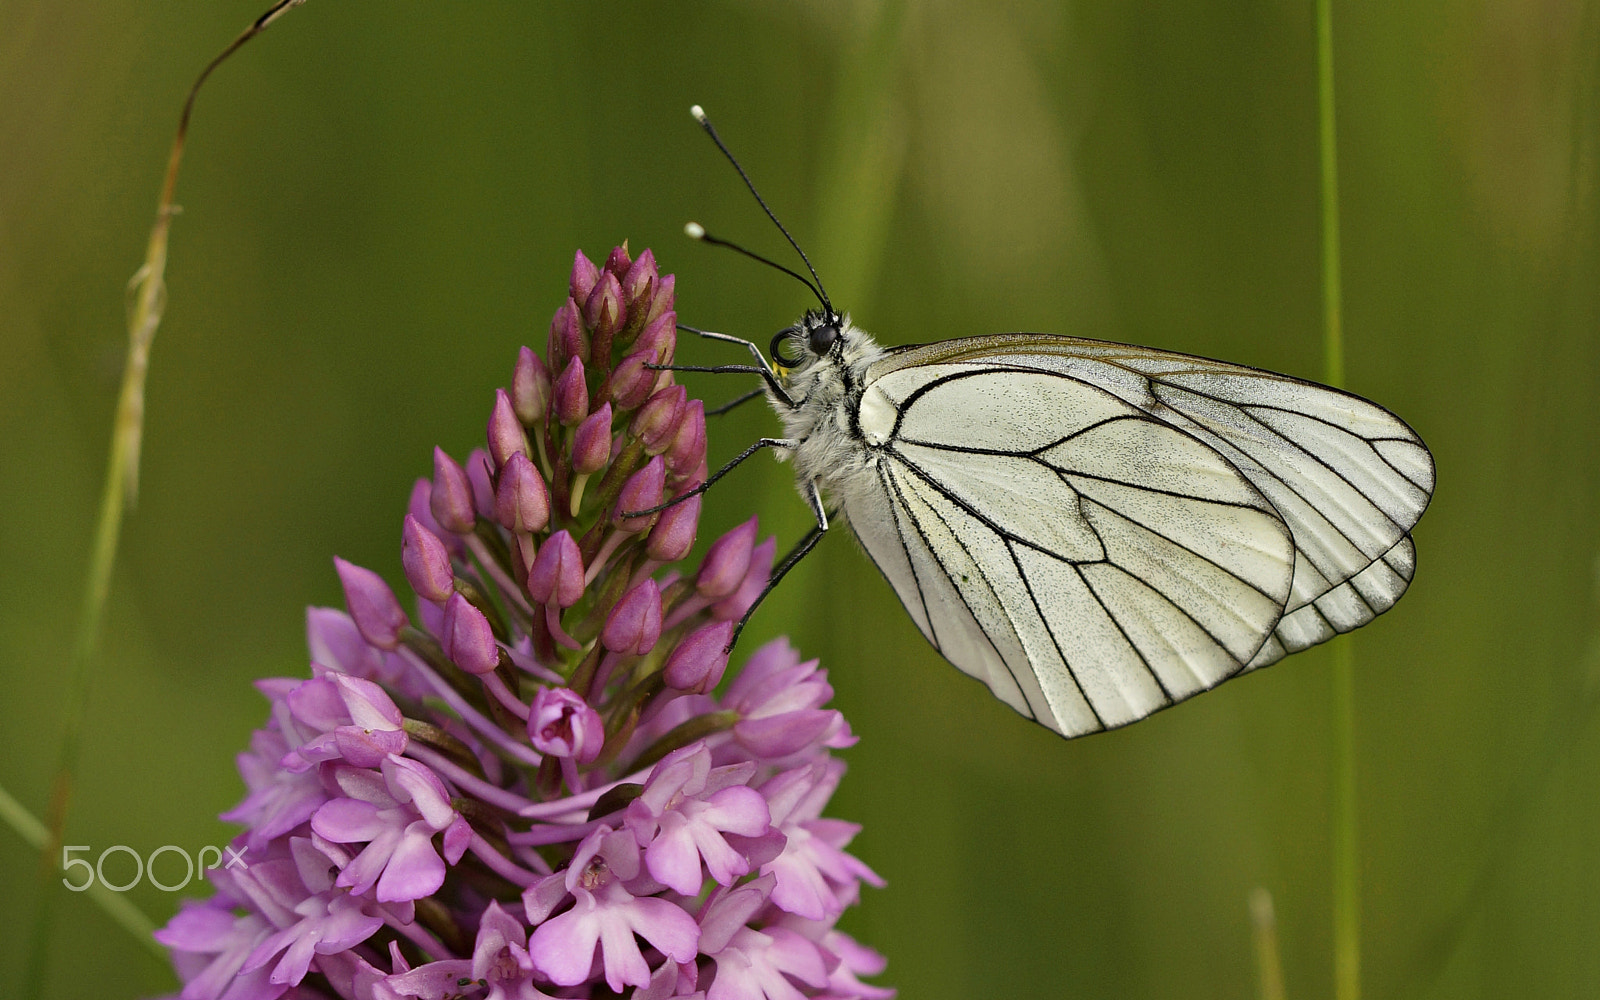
[770,328,804,367]
[807,321,838,356]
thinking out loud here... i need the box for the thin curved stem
[23,5,312,992]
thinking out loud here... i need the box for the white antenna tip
[689,105,707,123]
[684,222,706,240]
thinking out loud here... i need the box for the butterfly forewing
[861,334,1435,682]
[843,362,1298,736]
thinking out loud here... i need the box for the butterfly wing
[840,362,1299,737]
[866,335,1435,678]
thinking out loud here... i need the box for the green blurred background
[2,2,1597,997]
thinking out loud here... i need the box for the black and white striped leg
[621,438,798,518]
[679,325,777,376]
[648,361,795,409]
[728,479,830,651]
[706,387,766,417]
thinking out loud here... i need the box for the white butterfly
[753,314,1433,738]
[675,105,1435,738]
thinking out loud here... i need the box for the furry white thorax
[766,314,889,504]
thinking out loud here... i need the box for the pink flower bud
[613,456,666,532]
[664,400,706,476]
[548,299,586,370]
[583,272,624,343]
[643,272,675,327]
[408,477,461,554]
[442,593,499,675]
[603,245,632,279]
[430,448,476,534]
[663,621,734,693]
[494,452,550,534]
[609,350,656,411]
[634,311,676,364]
[620,248,657,312]
[631,384,686,454]
[697,516,758,599]
[526,530,584,609]
[571,403,613,476]
[602,579,662,655]
[487,389,530,469]
[646,493,700,562]
[402,515,454,604]
[569,249,600,304]
[674,455,709,494]
[466,449,497,519]
[553,357,589,427]
[334,557,409,651]
[712,535,775,621]
[528,687,604,764]
[512,346,551,425]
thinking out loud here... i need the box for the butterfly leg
[648,361,796,409]
[679,324,777,374]
[621,438,800,518]
[705,387,766,417]
[727,479,829,651]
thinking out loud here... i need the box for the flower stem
[1249,887,1287,1000]
[1316,1,1359,998]
[19,4,312,993]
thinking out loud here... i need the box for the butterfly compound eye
[807,319,839,356]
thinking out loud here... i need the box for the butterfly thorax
[768,315,887,497]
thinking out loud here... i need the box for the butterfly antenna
[690,105,834,315]
[683,222,827,308]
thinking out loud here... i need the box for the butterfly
[666,107,1434,738]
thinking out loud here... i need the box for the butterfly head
[771,309,845,376]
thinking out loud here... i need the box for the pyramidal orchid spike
[157,245,887,1000]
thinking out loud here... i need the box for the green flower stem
[0,782,163,961]
[19,9,309,992]
[1316,1,1359,998]
[1250,887,1287,1000]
